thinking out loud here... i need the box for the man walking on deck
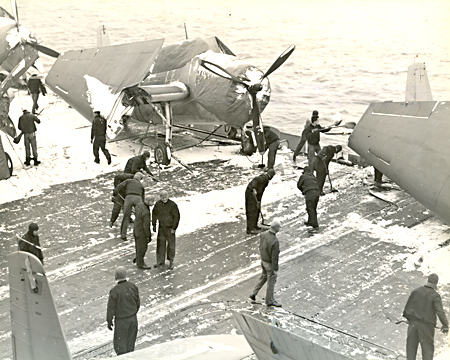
[249,220,282,307]
[113,173,145,241]
[314,144,342,195]
[107,266,140,356]
[245,169,275,235]
[303,110,332,168]
[91,111,112,164]
[27,74,46,115]
[292,112,313,161]
[18,109,41,166]
[133,195,156,270]
[402,273,448,360]
[152,190,180,270]
[297,166,321,233]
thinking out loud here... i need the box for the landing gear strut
[151,102,173,165]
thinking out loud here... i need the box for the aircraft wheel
[5,152,13,176]
[154,144,171,165]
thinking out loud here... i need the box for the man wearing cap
[91,111,112,164]
[303,110,332,168]
[263,126,280,170]
[18,109,41,166]
[297,166,321,233]
[249,220,282,307]
[133,195,156,269]
[152,190,180,270]
[113,173,145,241]
[124,152,153,176]
[19,223,44,264]
[245,169,275,235]
[314,144,342,195]
[107,266,140,355]
[292,112,314,161]
[402,273,448,360]
[27,74,46,115]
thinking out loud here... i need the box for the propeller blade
[249,92,265,154]
[200,59,247,86]
[11,0,19,23]
[262,44,295,80]
[29,43,60,58]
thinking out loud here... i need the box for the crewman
[113,173,145,241]
[402,273,448,360]
[19,223,44,264]
[303,110,332,168]
[249,220,282,307]
[297,166,321,233]
[18,109,41,166]
[27,74,46,115]
[110,173,134,228]
[263,126,280,170]
[124,151,153,176]
[314,145,342,195]
[133,195,156,270]
[91,111,112,165]
[245,169,275,235]
[292,114,312,161]
[106,266,140,356]
[152,190,180,270]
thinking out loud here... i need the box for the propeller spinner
[201,45,295,155]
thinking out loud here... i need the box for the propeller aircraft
[44,31,295,165]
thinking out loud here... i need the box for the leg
[315,158,327,193]
[267,140,279,169]
[307,144,317,168]
[293,135,306,159]
[245,190,259,232]
[121,197,133,239]
[374,167,383,185]
[166,229,176,262]
[251,263,268,298]
[156,228,167,265]
[99,135,111,164]
[31,93,39,114]
[305,191,320,228]
[265,264,277,305]
[24,133,31,164]
[110,196,123,225]
[406,322,420,360]
[417,322,435,360]
[113,318,129,355]
[134,234,148,267]
[126,315,138,353]
[93,137,100,162]
[30,134,39,165]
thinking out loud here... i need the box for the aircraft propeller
[200,44,295,155]
[9,0,59,58]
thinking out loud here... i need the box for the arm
[144,210,151,241]
[151,203,158,230]
[106,291,116,330]
[172,203,180,231]
[91,119,96,140]
[33,115,41,124]
[272,241,280,272]
[434,294,449,330]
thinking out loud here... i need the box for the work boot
[24,158,31,166]
[109,221,114,228]
[249,294,256,302]
[308,227,319,234]
[107,156,112,165]
[138,263,152,270]
[169,261,174,270]
[267,300,282,307]
[304,221,312,227]
[33,157,41,166]
[94,158,100,164]
[154,262,164,268]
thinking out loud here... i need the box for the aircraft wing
[45,39,165,121]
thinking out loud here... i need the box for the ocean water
[5,0,450,133]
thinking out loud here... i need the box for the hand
[442,327,449,334]
[107,323,113,331]
[171,229,176,234]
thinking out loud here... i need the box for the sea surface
[4,0,450,133]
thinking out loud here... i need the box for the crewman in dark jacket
[249,220,282,307]
[263,126,280,169]
[133,195,156,269]
[18,109,41,166]
[19,223,44,264]
[91,111,111,164]
[124,151,153,176]
[314,145,342,195]
[297,166,321,233]
[113,173,145,241]
[402,273,448,360]
[245,169,275,235]
[152,190,180,270]
[106,266,140,356]
[27,74,46,114]
[303,110,331,168]
[110,173,134,228]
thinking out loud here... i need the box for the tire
[5,152,13,176]
[154,144,171,165]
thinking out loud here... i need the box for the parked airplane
[44,33,294,165]
[348,61,450,225]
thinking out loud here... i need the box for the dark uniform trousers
[245,188,259,232]
[251,260,277,305]
[305,189,320,228]
[406,320,435,360]
[111,194,124,226]
[114,314,138,355]
[266,140,280,169]
[156,226,176,264]
[315,157,328,193]
[134,233,149,268]
[93,134,111,162]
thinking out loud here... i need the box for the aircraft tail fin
[8,251,72,360]
[405,61,433,102]
[96,25,111,47]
